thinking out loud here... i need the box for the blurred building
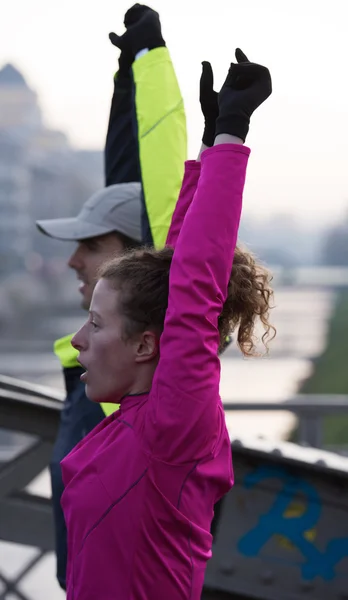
[0,63,42,135]
[0,63,102,278]
[0,130,31,273]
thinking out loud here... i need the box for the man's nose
[68,245,83,270]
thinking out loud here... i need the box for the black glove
[124,3,148,28]
[116,3,149,76]
[215,48,272,142]
[110,5,165,75]
[200,62,219,147]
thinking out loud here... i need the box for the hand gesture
[216,49,272,142]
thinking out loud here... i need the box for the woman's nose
[71,324,87,351]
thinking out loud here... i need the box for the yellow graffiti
[276,501,316,550]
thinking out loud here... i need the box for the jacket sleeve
[166,160,200,248]
[132,47,187,248]
[102,72,139,418]
[147,144,250,463]
[104,72,141,186]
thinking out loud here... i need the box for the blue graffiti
[238,466,348,580]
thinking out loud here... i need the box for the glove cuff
[215,115,249,143]
[148,39,166,51]
[132,35,165,56]
[202,122,216,148]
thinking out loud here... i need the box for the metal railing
[223,395,348,449]
[0,376,62,599]
[2,374,348,446]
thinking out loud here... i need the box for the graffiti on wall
[237,466,348,580]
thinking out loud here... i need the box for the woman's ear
[134,331,159,363]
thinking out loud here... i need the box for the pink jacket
[61,144,250,599]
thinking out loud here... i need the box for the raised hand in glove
[123,3,149,28]
[215,49,272,142]
[110,4,165,75]
[200,62,219,147]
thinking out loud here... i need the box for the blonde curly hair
[219,244,276,356]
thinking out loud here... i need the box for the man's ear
[134,331,159,363]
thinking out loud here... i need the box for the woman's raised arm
[148,50,272,463]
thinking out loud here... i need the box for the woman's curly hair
[219,244,276,356]
[99,244,275,357]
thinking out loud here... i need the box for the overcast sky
[1,0,347,225]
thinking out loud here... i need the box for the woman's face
[72,278,137,404]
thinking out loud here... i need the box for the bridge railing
[223,395,348,449]
[2,374,348,448]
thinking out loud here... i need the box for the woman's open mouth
[80,371,88,383]
[78,357,88,382]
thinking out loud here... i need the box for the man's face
[68,233,125,310]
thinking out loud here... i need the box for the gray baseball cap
[36,182,142,242]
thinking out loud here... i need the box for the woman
[61,49,272,599]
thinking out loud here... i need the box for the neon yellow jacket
[133,47,187,249]
[55,47,187,417]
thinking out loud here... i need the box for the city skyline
[1,0,347,224]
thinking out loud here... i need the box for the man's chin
[78,282,91,310]
[81,299,91,310]
[80,295,92,311]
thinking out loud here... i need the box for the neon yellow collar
[54,334,80,368]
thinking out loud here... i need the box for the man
[36,4,186,589]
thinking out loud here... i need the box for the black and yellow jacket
[55,48,187,418]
